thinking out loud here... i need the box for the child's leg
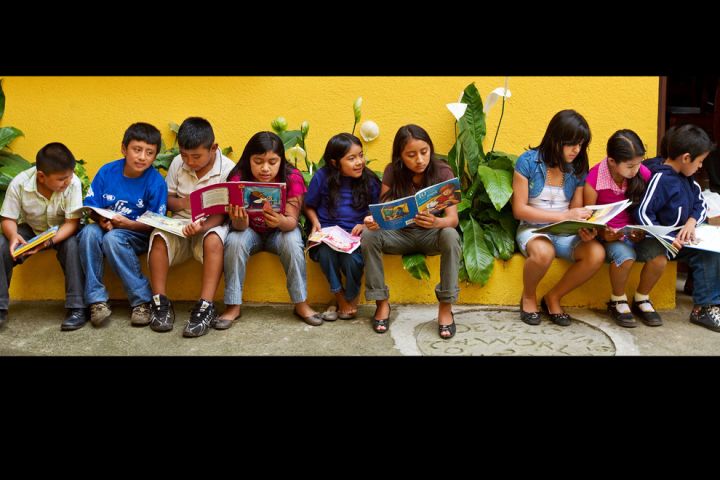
[0,224,33,312]
[55,234,85,309]
[434,228,461,326]
[102,229,152,307]
[198,231,224,301]
[266,228,317,317]
[148,233,170,296]
[311,243,344,298]
[636,254,668,296]
[544,238,605,312]
[521,237,555,312]
[222,228,262,315]
[683,249,720,306]
[337,249,364,312]
[77,223,110,305]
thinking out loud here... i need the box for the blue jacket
[514,149,585,201]
[637,163,707,227]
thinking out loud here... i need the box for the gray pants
[0,223,85,310]
[361,227,461,303]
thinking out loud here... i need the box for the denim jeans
[224,227,307,305]
[78,223,152,307]
[0,223,85,310]
[309,243,364,301]
[361,227,461,303]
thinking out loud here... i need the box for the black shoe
[631,299,663,326]
[439,312,457,339]
[150,294,175,332]
[607,300,637,328]
[183,299,217,338]
[61,308,88,331]
[540,298,571,326]
[689,305,720,332]
[0,309,8,328]
[520,298,541,325]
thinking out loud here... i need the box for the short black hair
[122,122,162,152]
[177,117,215,150]
[36,142,76,174]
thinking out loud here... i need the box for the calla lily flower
[300,121,309,137]
[446,102,468,121]
[353,97,363,123]
[484,87,512,114]
[359,120,379,142]
[271,116,288,133]
[286,145,307,164]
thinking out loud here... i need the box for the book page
[415,177,461,215]
[201,188,230,208]
[136,211,189,237]
[307,226,361,254]
[585,199,632,223]
[670,224,720,253]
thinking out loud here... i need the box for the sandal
[372,304,390,334]
[540,297,571,327]
[438,312,456,339]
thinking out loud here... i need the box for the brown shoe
[90,302,112,327]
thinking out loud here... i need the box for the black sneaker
[689,305,720,332]
[183,299,217,338]
[607,300,637,328]
[149,294,175,332]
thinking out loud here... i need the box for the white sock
[610,294,630,313]
[634,292,655,312]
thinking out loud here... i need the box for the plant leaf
[476,165,513,211]
[0,150,32,170]
[279,130,303,151]
[402,253,430,280]
[486,151,517,172]
[0,78,5,120]
[222,146,233,156]
[460,217,494,285]
[0,127,24,150]
[483,222,516,260]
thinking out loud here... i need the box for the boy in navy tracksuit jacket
[636,124,720,332]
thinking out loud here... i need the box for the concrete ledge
[10,251,676,309]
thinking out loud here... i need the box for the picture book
[190,181,287,222]
[306,226,361,254]
[69,206,119,220]
[12,225,59,258]
[531,199,633,236]
[368,177,462,230]
[136,211,192,238]
[622,224,681,257]
[663,223,720,254]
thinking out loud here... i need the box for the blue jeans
[309,243,364,301]
[78,224,152,307]
[602,238,637,267]
[516,224,581,262]
[224,227,307,305]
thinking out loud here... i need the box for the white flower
[300,121,309,137]
[271,116,288,133]
[484,87,512,114]
[353,97,363,123]
[359,120,379,142]
[446,102,468,121]
[286,145,306,163]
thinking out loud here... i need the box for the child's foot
[131,302,153,326]
[61,308,88,331]
[150,294,175,332]
[689,305,720,332]
[214,305,241,330]
[89,302,112,327]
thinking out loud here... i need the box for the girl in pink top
[584,129,665,328]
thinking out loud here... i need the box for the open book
[190,181,287,223]
[12,225,59,258]
[136,210,192,238]
[306,226,361,254]
[368,177,461,230]
[69,206,119,220]
[623,224,681,257]
[663,223,720,254]
[531,199,633,236]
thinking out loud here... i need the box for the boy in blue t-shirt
[77,123,168,327]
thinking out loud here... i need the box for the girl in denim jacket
[512,110,605,326]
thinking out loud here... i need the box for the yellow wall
[2,77,668,307]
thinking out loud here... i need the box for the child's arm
[363,183,390,230]
[264,196,301,232]
[52,218,80,244]
[511,172,591,223]
[228,205,249,231]
[415,204,459,229]
[1,218,26,254]
[182,213,225,237]
[167,194,190,213]
[305,207,322,233]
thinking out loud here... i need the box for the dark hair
[122,122,162,152]
[665,124,715,160]
[36,142,76,174]
[383,124,444,201]
[226,131,295,183]
[322,133,381,218]
[532,109,591,177]
[177,117,215,150]
[606,129,647,204]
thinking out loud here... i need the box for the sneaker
[183,299,217,338]
[89,302,112,327]
[149,294,175,332]
[607,300,637,328]
[631,299,663,326]
[689,305,720,332]
[131,302,153,326]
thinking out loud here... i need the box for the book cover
[190,181,287,222]
[307,226,361,254]
[136,211,191,238]
[532,199,633,236]
[69,206,118,220]
[12,225,59,258]
[369,177,461,230]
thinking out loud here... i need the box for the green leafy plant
[0,79,90,206]
[402,82,517,284]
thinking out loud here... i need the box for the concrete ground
[0,275,717,356]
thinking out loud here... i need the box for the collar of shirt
[596,157,626,195]
[20,167,39,193]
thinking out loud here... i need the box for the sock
[610,294,630,313]
[634,292,655,312]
